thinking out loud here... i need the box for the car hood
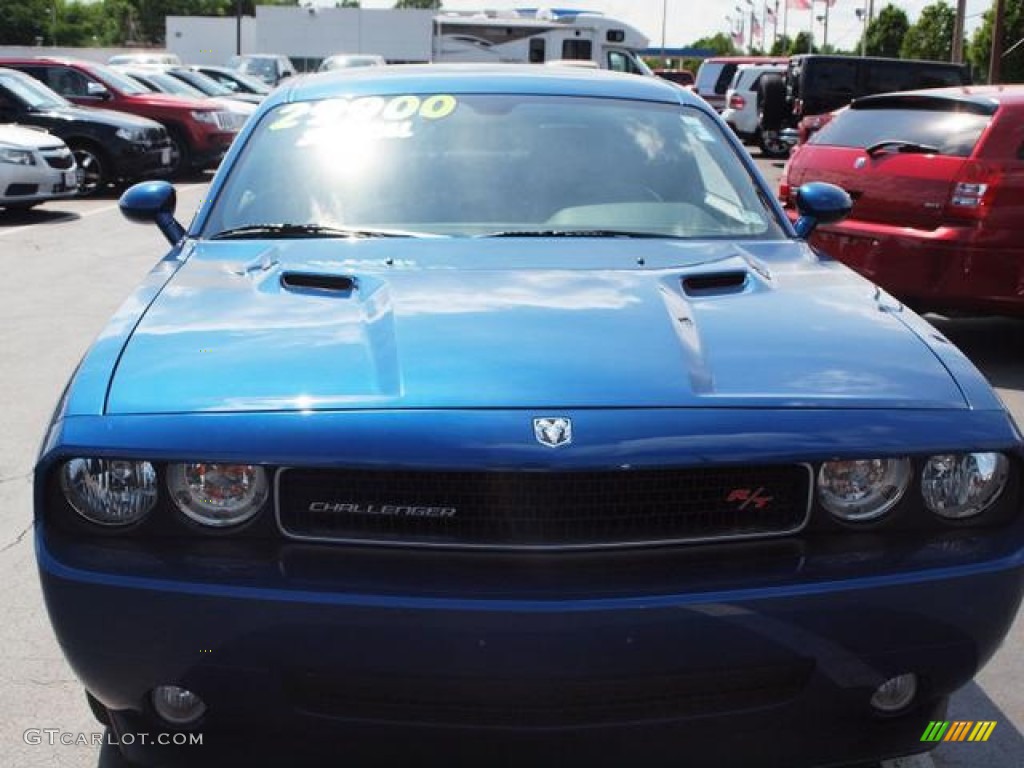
[0,123,61,148]
[106,238,966,414]
[33,103,163,130]
[123,92,218,110]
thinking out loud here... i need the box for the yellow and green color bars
[921,721,997,742]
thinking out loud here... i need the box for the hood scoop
[682,271,748,296]
[280,272,357,295]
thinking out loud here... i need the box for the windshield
[239,58,279,81]
[133,71,205,98]
[172,69,233,96]
[204,94,783,240]
[810,103,993,158]
[0,70,68,109]
[89,63,153,95]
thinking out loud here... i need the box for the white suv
[720,63,787,157]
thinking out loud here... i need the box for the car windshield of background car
[810,103,993,157]
[0,71,69,110]
[90,64,153,96]
[203,94,785,241]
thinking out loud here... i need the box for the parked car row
[0,51,393,210]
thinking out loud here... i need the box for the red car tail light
[728,94,746,110]
[945,161,1002,221]
[779,163,792,207]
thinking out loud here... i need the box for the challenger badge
[534,417,572,448]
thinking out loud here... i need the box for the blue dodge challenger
[35,66,1024,767]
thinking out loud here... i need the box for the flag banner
[752,15,762,36]
[765,3,776,18]
[787,0,811,9]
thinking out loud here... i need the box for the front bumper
[38,522,1024,767]
[1,163,79,205]
[111,140,174,181]
[190,130,237,170]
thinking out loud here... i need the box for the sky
[354,1,992,52]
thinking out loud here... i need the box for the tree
[0,0,56,44]
[791,31,817,55]
[336,0,360,6]
[689,33,738,56]
[864,4,909,58]
[901,1,955,61]
[769,34,792,56]
[394,0,441,8]
[969,0,1024,83]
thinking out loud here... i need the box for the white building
[167,8,435,69]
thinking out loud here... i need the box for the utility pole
[990,0,1006,83]
[823,0,830,50]
[235,0,242,56]
[952,0,966,62]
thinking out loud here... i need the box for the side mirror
[119,181,186,245]
[86,81,111,100]
[793,182,852,238]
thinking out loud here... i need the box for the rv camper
[431,9,651,74]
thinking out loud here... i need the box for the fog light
[870,673,917,714]
[151,685,206,726]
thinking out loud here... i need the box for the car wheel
[166,130,193,179]
[70,143,108,196]
[758,129,790,159]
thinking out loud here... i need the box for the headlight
[922,453,1009,519]
[61,459,158,526]
[0,146,35,165]
[167,463,268,527]
[115,127,143,141]
[817,458,911,522]
[191,110,218,125]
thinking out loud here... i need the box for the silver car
[0,124,79,211]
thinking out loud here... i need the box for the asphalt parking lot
[0,154,1022,767]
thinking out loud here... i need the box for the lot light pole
[661,0,668,60]
[236,0,242,56]
[952,0,966,62]
[990,0,1005,83]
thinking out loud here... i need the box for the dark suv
[0,57,244,177]
[760,55,970,145]
[0,67,171,194]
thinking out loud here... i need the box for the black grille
[277,465,811,549]
[44,153,73,169]
[4,183,37,196]
[287,662,814,726]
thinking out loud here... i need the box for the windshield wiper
[865,140,940,157]
[478,229,671,239]
[209,223,425,240]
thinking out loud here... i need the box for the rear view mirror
[119,181,185,245]
[793,182,852,238]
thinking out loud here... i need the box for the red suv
[780,87,1024,316]
[0,57,244,177]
